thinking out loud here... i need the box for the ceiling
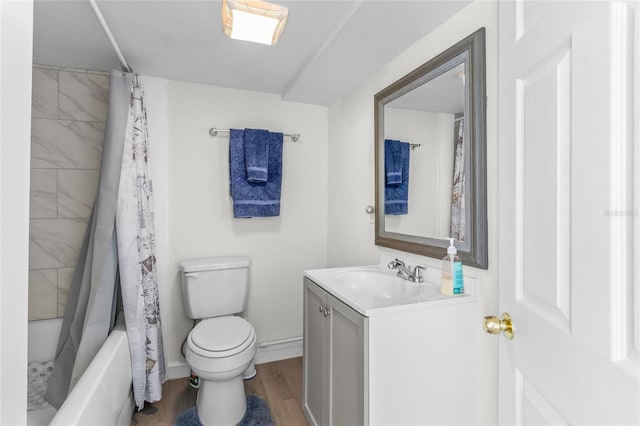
[32,0,471,106]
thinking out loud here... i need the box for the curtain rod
[209,127,301,142]
[87,0,132,73]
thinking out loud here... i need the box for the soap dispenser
[441,238,464,296]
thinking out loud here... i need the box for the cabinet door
[327,293,367,426]
[303,278,328,426]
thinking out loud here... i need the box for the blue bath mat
[174,394,274,426]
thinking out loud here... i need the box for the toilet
[180,256,257,426]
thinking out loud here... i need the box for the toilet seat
[188,316,255,358]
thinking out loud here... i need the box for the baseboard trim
[254,337,303,365]
[166,337,303,380]
[166,361,191,380]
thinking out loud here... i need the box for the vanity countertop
[304,262,476,317]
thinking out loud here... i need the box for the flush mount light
[221,0,289,46]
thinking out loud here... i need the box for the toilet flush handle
[184,272,199,279]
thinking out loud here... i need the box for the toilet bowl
[185,316,257,425]
[180,256,256,426]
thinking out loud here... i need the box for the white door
[497,1,640,424]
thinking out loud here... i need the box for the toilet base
[243,360,256,380]
[196,375,247,426]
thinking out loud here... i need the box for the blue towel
[244,128,269,182]
[230,129,283,218]
[385,139,403,185]
[385,140,410,215]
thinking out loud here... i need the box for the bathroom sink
[331,268,440,305]
[304,264,463,316]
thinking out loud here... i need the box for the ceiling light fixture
[221,0,289,46]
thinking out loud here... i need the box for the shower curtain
[115,75,165,408]
[46,72,164,410]
[450,117,466,242]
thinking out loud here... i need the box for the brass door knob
[483,312,514,340]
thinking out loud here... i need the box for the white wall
[0,0,33,423]
[166,81,328,368]
[327,1,499,423]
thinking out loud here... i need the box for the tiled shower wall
[29,65,109,320]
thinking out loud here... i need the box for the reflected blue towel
[230,129,283,218]
[385,140,410,215]
[385,139,403,185]
[244,128,269,182]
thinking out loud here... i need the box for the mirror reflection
[374,28,487,269]
[383,62,466,241]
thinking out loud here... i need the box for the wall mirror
[374,28,487,269]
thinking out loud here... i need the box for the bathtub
[27,315,134,426]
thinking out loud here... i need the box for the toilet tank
[180,256,250,320]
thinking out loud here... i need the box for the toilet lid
[190,317,253,353]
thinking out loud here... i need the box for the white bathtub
[27,315,134,426]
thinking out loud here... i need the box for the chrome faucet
[387,258,425,283]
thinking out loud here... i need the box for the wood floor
[131,357,309,426]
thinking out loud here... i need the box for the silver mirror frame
[374,28,487,269]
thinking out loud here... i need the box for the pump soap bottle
[440,238,464,296]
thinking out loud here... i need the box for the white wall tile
[30,169,57,219]
[28,269,58,320]
[29,66,108,320]
[29,218,88,269]
[58,71,109,122]
[58,170,99,218]
[31,119,104,169]
[31,68,58,120]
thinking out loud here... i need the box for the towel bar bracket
[209,127,300,142]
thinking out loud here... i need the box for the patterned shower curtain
[450,117,466,242]
[115,75,165,409]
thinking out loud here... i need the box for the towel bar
[209,127,300,142]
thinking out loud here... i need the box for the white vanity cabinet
[303,271,477,426]
[303,277,367,426]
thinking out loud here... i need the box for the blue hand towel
[385,139,403,185]
[244,128,269,182]
[230,129,283,218]
[385,140,410,215]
